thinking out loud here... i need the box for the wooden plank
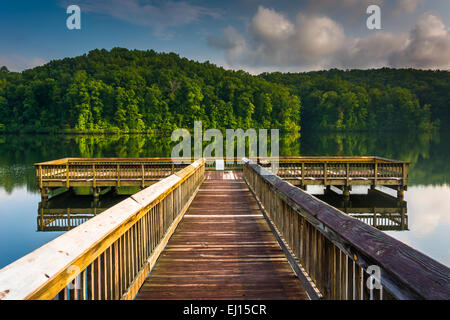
[347,258,354,300]
[340,251,347,300]
[94,257,100,300]
[86,264,93,300]
[135,177,308,300]
[355,265,362,300]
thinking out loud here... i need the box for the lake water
[0,131,449,268]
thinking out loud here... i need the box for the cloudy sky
[1,0,450,73]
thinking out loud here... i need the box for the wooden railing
[36,158,186,189]
[349,213,408,231]
[243,159,449,300]
[260,158,408,187]
[0,159,205,300]
[35,156,408,189]
[37,211,100,232]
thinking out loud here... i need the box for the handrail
[35,157,409,192]
[243,159,449,300]
[35,156,408,166]
[0,159,206,300]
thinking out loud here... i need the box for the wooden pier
[35,156,409,201]
[136,172,308,300]
[0,157,448,301]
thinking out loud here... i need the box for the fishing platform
[35,156,409,201]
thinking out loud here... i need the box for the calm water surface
[0,131,449,268]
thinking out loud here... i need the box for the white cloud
[209,6,450,71]
[390,13,450,69]
[68,0,220,34]
[250,6,294,42]
[293,14,346,63]
[0,55,46,72]
[342,32,409,69]
[210,7,347,69]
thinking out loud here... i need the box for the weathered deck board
[135,171,308,300]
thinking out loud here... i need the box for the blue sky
[1,0,449,72]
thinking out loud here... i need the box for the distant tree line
[260,68,448,131]
[0,48,447,133]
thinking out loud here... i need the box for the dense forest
[0,48,300,133]
[261,69,449,131]
[0,48,448,133]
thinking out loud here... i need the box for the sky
[0,0,450,73]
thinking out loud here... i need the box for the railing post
[67,208,71,231]
[374,160,378,188]
[39,165,43,189]
[323,238,333,299]
[301,162,305,187]
[92,164,96,188]
[346,163,350,186]
[141,164,145,188]
[402,163,407,185]
[117,164,120,187]
[66,163,70,188]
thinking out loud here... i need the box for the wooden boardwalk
[135,171,308,300]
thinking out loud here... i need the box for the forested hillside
[0,48,447,133]
[261,69,448,131]
[0,48,301,133]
